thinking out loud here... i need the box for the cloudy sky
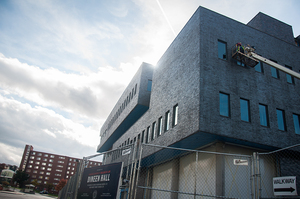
[0,0,299,166]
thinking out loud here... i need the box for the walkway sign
[77,162,123,199]
[273,176,297,196]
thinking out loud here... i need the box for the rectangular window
[270,60,279,79]
[157,117,162,137]
[151,122,156,140]
[146,126,150,143]
[255,61,263,73]
[147,80,152,91]
[259,104,269,127]
[173,105,178,126]
[277,109,286,131]
[220,92,230,117]
[293,114,300,135]
[218,40,227,60]
[240,98,250,122]
[285,65,294,84]
[141,130,145,143]
[165,111,170,132]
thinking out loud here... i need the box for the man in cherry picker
[236,42,244,54]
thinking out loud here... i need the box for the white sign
[273,176,297,196]
[122,148,131,156]
[233,159,248,166]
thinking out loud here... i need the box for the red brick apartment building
[19,145,101,187]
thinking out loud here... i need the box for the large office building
[97,7,300,198]
[19,145,101,188]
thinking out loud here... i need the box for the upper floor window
[157,117,162,137]
[218,40,227,60]
[173,105,178,126]
[285,65,294,84]
[240,98,250,122]
[255,61,263,73]
[151,122,156,140]
[259,104,269,127]
[219,92,230,117]
[141,130,145,143]
[165,111,170,132]
[276,109,286,131]
[293,114,300,135]
[146,126,150,143]
[147,80,152,91]
[270,60,279,79]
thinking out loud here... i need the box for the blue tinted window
[255,62,263,73]
[165,111,170,132]
[240,99,250,122]
[277,109,286,131]
[173,105,178,126]
[293,114,300,135]
[147,80,152,91]
[271,67,279,78]
[285,65,294,84]
[259,104,268,127]
[218,40,227,60]
[220,93,229,117]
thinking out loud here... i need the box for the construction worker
[236,42,244,54]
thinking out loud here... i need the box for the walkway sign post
[273,176,297,196]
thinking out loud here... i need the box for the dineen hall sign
[77,162,123,199]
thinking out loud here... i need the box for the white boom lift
[232,44,300,80]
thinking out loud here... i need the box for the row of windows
[218,40,297,84]
[219,92,300,134]
[104,84,138,137]
[120,104,178,149]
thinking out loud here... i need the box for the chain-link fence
[258,144,300,199]
[135,144,253,199]
[58,143,300,199]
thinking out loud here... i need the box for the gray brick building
[97,7,300,198]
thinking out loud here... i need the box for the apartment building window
[255,61,263,73]
[42,163,46,166]
[220,92,230,117]
[141,130,145,143]
[40,171,44,174]
[158,117,162,137]
[285,65,294,84]
[37,157,41,160]
[293,114,300,135]
[270,60,279,79]
[44,154,48,157]
[46,172,50,175]
[47,168,52,171]
[259,104,269,127]
[165,111,170,131]
[240,98,250,122]
[43,158,47,161]
[146,126,151,143]
[37,153,42,156]
[218,40,227,60]
[49,159,53,162]
[36,162,40,165]
[30,156,34,159]
[48,164,52,167]
[147,80,152,91]
[151,122,156,140]
[50,155,54,158]
[276,109,286,131]
[173,104,178,126]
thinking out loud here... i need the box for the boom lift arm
[232,44,300,80]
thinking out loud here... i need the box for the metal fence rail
[58,143,300,199]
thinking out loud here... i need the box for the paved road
[0,191,58,199]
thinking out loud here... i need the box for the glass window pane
[276,109,286,131]
[240,99,250,122]
[158,117,162,136]
[152,122,156,140]
[255,62,263,73]
[259,104,268,126]
[173,105,178,126]
[218,40,227,60]
[285,66,294,84]
[220,93,229,117]
[271,67,279,78]
[147,80,152,91]
[165,111,170,131]
[293,114,300,135]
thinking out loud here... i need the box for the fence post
[134,142,143,199]
[252,152,261,199]
[194,151,198,199]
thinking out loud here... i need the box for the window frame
[240,98,250,122]
[276,109,286,131]
[218,40,227,60]
[173,104,178,127]
[259,104,269,127]
[165,111,170,132]
[219,92,230,117]
[293,113,300,135]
